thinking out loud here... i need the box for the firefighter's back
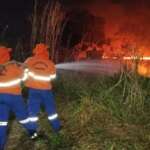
[25,56,56,90]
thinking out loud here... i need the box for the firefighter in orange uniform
[0,46,35,150]
[25,43,61,138]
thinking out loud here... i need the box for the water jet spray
[56,60,122,76]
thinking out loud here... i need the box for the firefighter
[24,43,61,138]
[0,46,35,150]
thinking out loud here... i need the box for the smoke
[64,0,150,55]
[84,0,150,51]
[60,0,150,56]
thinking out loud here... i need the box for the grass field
[6,71,150,150]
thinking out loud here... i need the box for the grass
[6,71,150,150]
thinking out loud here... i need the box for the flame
[78,1,150,78]
[138,61,150,77]
[122,56,150,77]
[123,56,150,60]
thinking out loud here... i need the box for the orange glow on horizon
[123,56,150,60]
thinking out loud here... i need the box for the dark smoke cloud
[61,0,150,13]
[61,0,150,49]
[76,0,150,49]
[62,0,150,6]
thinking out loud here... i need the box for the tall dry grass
[30,0,67,62]
[6,71,150,150]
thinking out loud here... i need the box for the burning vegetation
[85,0,150,77]
[1,1,150,150]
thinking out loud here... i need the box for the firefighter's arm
[24,58,31,66]
[49,60,56,80]
[13,61,29,82]
[20,60,31,82]
[8,61,29,82]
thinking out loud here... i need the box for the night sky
[0,0,33,45]
[1,0,150,46]
[1,0,149,26]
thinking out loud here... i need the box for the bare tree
[30,0,38,49]
[31,0,67,62]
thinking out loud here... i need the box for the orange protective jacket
[0,61,24,95]
[24,56,56,90]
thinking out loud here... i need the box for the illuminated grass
[6,71,150,150]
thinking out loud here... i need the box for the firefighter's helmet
[33,43,49,59]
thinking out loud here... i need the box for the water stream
[56,60,123,75]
